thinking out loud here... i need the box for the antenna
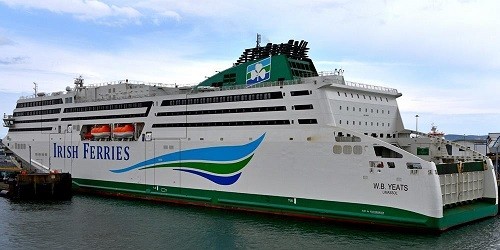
[74,75,84,88]
[256,33,261,48]
[33,82,38,96]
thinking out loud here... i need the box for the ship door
[144,137,182,193]
[63,124,76,172]
[144,137,156,188]
[48,133,70,173]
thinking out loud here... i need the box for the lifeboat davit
[90,125,111,138]
[113,124,134,138]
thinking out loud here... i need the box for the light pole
[415,115,419,134]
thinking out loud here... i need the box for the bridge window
[406,163,422,169]
[374,146,403,158]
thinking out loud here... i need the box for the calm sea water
[0,195,499,250]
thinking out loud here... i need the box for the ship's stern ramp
[396,131,498,228]
[437,161,490,206]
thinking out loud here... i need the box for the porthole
[353,145,363,155]
[333,145,342,154]
[343,145,352,154]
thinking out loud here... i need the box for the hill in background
[444,134,487,141]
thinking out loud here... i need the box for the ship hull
[73,178,497,231]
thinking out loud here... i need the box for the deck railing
[19,74,400,100]
[345,81,398,94]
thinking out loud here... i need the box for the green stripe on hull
[140,154,254,174]
[72,178,497,231]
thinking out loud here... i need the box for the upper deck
[15,72,400,105]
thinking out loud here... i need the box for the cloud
[0,0,142,25]
[0,34,232,94]
[0,0,186,26]
[114,0,500,70]
[150,10,181,25]
[0,36,14,46]
[0,56,28,65]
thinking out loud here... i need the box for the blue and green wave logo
[110,134,265,185]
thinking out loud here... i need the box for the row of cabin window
[14,118,58,124]
[152,119,291,128]
[16,98,63,108]
[157,106,287,116]
[166,92,275,106]
[336,131,396,139]
[339,106,390,114]
[13,108,61,117]
[366,132,396,139]
[337,91,389,102]
[64,102,147,113]
[152,119,317,127]
[333,145,363,155]
[61,113,145,121]
[370,161,396,168]
[14,143,27,149]
[332,146,398,168]
[339,120,390,127]
[9,127,52,132]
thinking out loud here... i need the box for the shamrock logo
[250,63,267,81]
[246,57,271,86]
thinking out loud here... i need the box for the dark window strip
[157,106,286,117]
[15,118,59,124]
[13,108,61,117]
[161,91,283,106]
[16,98,63,108]
[63,101,152,113]
[9,127,52,132]
[61,113,146,121]
[298,119,318,124]
[290,90,310,96]
[293,104,313,110]
[152,120,290,128]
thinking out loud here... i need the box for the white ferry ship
[2,39,497,231]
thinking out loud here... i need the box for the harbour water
[0,195,499,249]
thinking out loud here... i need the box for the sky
[0,0,499,137]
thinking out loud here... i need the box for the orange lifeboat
[90,124,111,139]
[113,124,134,138]
[84,131,93,140]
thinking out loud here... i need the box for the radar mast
[74,75,84,89]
